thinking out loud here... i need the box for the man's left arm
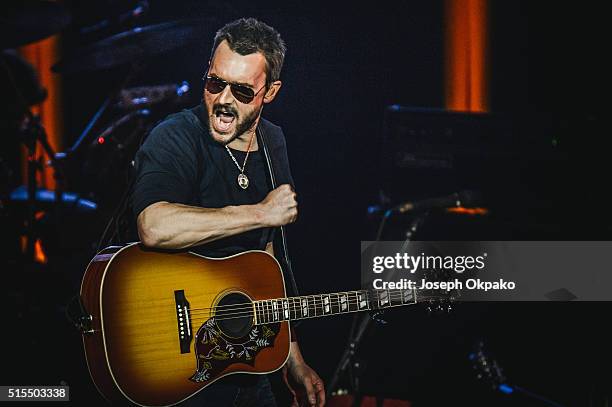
[265,243,326,407]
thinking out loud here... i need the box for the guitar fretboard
[253,289,416,324]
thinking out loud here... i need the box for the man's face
[204,40,268,145]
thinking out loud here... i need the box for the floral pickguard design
[190,318,279,383]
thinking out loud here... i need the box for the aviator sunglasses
[203,73,267,104]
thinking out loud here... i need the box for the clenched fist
[259,184,298,227]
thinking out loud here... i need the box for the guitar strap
[257,125,301,306]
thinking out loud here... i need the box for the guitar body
[80,243,290,406]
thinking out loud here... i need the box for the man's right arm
[137,184,297,250]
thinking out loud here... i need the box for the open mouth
[213,109,237,133]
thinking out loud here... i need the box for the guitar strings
[187,290,422,316]
[186,289,414,312]
[185,294,441,324]
[186,291,434,320]
[186,290,406,315]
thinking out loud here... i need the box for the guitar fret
[272,300,278,321]
[403,288,415,304]
[379,289,390,307]
[357,291,368,310]
[260,301,264,323]
[331,293,339,314]
[339,293,348,312]
[278,300,283,321]
[392,289,400,306]
[261,300,265,323]
[345,292,353,312]
[309,296,316,317]
[282,299,289,320]
[278,299,284,320]
[311,295,316,317]
[322,295,330,314]
[301,297,308,318]
[305,296,312,317]
[260,301,265,323]
[346,292,353,312]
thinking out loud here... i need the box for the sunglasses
[203,74,266,104]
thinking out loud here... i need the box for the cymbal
[52,19,215,74]
[10,185,97,213]
[0,0,71,49]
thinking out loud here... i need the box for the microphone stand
[327,207,429,405]
[58,62,142,158]
[20,112,66,265]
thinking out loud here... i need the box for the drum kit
[1,0,214,265]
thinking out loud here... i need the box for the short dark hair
[211,18,286,87]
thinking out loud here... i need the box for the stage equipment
[48,19,208,250]
[0,0,71,49]
[470,340,567,407]
[52,19,215,74]
[9,185,96,212]
[373,105,591,240]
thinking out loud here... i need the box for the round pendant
[237,173,249,189]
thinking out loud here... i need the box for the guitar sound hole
[215,292,253,338]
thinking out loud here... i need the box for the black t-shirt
[131,104,274,257]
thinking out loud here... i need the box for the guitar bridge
[174,290,192,353]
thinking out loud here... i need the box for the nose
[217,83,235,105]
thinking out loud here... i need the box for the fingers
[313,379,325,407]
[278,184,298,223]
[301,374,325,407]
[301,376,316,407]
[282,367,300,407]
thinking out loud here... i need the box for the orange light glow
[19,236,48,265]
[34,239,48,264]
[19,35,63,190]
[445,0,488,112]
[446,207,489,215]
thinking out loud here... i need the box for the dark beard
[230,107,259,144]
[208,103,260,145]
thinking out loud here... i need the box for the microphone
[116,81,190,110]
[388,190,481,216]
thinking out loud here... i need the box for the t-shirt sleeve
[130,116,200,218]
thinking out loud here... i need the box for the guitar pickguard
[190,318,279,383]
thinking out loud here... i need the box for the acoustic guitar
[79,243,449,406]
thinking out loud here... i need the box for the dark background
[2,1,610,406]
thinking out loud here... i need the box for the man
[130,18,325,407]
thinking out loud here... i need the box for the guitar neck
[253,289,418,325]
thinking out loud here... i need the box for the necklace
[225,131,256,189]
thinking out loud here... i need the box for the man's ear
[263,80,282,103]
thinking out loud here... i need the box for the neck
[226,111,261,151]
[253,288,419,325]
[227,128,258,151]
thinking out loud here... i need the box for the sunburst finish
[81,243,290,406]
